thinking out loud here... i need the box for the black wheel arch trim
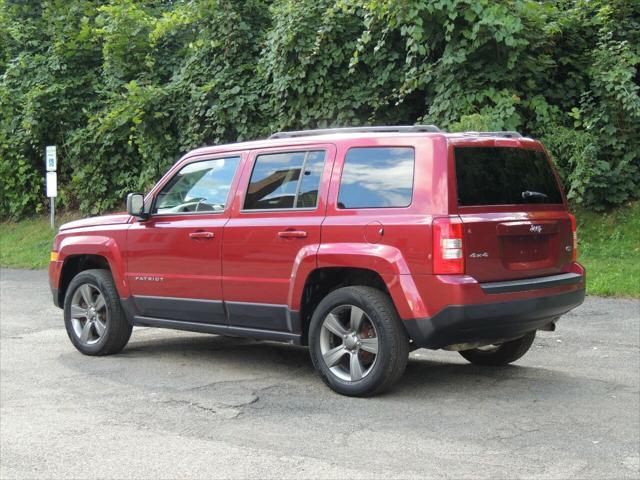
[51,287,61,308]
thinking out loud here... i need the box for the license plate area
[501,234,554,270]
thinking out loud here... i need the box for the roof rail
[462,131,523,138]
[269,125,441,139]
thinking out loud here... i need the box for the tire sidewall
[63,271,113,355]
[309,288,396,396]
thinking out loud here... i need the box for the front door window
[154,156,241,214]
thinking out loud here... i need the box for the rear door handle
[278,230,307,239]
[189,231,214,239]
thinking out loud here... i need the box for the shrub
[1,0,638,218]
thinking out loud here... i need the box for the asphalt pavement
[1,268,638,479]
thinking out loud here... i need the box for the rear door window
[243,150,325,210]
[455,147,563,206]
[337,147,415,209]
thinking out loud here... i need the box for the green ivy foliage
[1,0,638,218]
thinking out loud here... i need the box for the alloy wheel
[70,284,107,345]
[319,304,379,382]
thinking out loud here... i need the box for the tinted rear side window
[455,147,563,206]
[338,147,414,209]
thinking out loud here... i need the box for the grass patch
[1,204,638,297]
[0,213,80,269]
[575,201,639,298]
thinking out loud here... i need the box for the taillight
[568,213,577,262]
[432,216,465,274]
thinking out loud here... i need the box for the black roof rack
[461,131,523,138]
[269,125,441,139]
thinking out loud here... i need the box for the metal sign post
[45,146,57,229]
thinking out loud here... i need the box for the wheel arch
[57,235,127,307]
[58,254,112,307]
[297,266,415,345]
[288,243,427,339]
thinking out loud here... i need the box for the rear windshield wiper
[522,190,548,201]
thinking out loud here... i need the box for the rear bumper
[479,272,582,294]
[402,266,586,349]
[404,287,585,349]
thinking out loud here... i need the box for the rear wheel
[309,286,409,397]
[458,331,536,366]
[64,269,132,356]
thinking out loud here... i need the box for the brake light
[432,216,465,274]
[568,213,577,262]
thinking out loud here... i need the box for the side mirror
[126,193,147,220]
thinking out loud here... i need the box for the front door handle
[189,231,214,239]
[278,230,307,239]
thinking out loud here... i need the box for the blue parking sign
[45,145,57,171]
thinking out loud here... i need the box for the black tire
[308,286,409,397]
[63,269,132,356]
[458,331,536,366]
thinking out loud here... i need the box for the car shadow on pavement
[395,355,589,401]
[94,332,587,400]
[112,332,314,373]
[122,332,310,361]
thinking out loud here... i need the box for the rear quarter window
[455,147,563,206]
[337,147,414,209]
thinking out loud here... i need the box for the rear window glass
[243,150,325,210]
[338,147,414,209]
[455,147,563,206]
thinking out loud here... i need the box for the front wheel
[458,331,536,366]
[308,286,409,397]
[64,269,132,356]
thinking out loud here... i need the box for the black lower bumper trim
[480,272,583,294]
[404,288,585,349]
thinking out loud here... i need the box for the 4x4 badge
[469,252,489,258]
[530,225,543,234]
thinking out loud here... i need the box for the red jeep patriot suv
[49,126,585,396]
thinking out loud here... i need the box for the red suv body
[49,126,585,396]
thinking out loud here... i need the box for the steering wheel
[175,197,205,213]
[195,198,217,212]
